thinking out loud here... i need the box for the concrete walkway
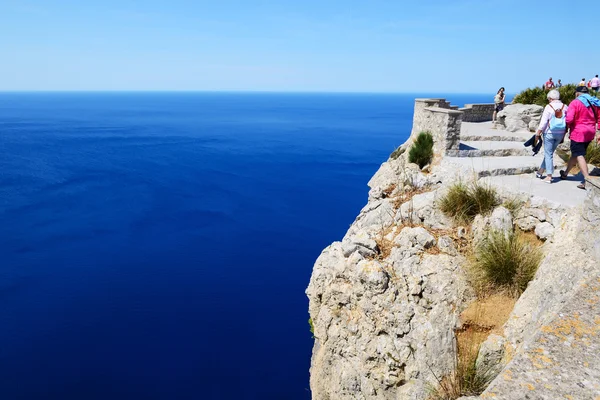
[446,121,589,208]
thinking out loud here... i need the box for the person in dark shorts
[493,87,505,122]
[561,86,600,189]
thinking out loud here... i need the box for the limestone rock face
[476,334,505,377]
[534,221,554,240]
[307,140,600,399]
[489,206,513,233]
[497,104,543,132]
[479,189,600,399]
[306,159,473,400]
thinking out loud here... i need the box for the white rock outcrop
[306,156,474,399]
[496,104,543,132]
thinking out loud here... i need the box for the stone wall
[409,99,462,162]
[408,99,498,160]
[460,103,496,122]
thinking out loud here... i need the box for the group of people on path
[544,76,600,92]
[535,86,600,190]
[544,77,563,89]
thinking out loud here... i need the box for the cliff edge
[306,99,600,399]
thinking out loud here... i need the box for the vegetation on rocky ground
[586,141,600,166]
[474,230,543,297]
[408,131,434,168]
[501,197,524,217]
[390,145,404,160]
[439,182,499,223]
[512,84,583,106]
[428,332,497,400]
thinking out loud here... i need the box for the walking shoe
[559,170,568,180]
[577,182,586,190]
[535,172,543,179]
[542,176,552,184]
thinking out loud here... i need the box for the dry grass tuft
[473,230,543,298]
[428,295,510,400]
[439,182,499,223]
[373,225,398,260]
[428,227,472,255]
[501,197,524,217]
[381,183,397,199]
[392,185,429,211]
[428,333,497,399]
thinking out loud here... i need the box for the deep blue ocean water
[0,92,494,399]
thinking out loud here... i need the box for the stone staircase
[444,121,589,208]
[445,121,546,176]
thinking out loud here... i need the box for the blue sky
[1,0,599,93]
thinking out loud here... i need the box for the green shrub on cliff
[512,84,580,106]
[408,131,434,168]
[475,231,542,297]
[586,141,600,166]
[439,182,498,223]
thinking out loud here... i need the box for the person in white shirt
[591,75,600,93]
[535,90,568,183]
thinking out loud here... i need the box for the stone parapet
[409,100,463,163]
[460,103,496,122]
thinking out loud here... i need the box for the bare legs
[563,155,589,180]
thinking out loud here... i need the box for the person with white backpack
[535,89,568,183]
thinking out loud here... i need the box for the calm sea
[0,92,494,399]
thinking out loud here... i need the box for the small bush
[512,86,547,106]
[439,182,499,223]
[586,141,600,166]
[308,318,314,337]
[512,84,579,106]
[501,197,524,217]
[428,338,496,400]
[408,132,434,168]
[475,231,542,297]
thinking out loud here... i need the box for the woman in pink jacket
[561,86,600,189]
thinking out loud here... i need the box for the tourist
[591,75,600,93]
[535,90,568,183]
[560,86,600,189]
[544,77,555,90]
[492,87,506,123]
[557,79,563,88]
[578,78,586,87]
[587,80,592,88]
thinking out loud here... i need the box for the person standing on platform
[493,87,506,123]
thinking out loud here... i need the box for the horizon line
[0,89,503,95]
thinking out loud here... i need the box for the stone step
[447,141,531,157]
[445,155,555,178]
[460,135,527,142]
[460,121,532,142]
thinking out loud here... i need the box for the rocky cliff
[306,101,600,399]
